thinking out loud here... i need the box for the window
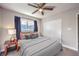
[21,18,34,32]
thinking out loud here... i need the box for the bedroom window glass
[21,18,34,32]
[28,20,34,32]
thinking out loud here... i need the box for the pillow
[20,34,25,40]
[20,32,38,40]
[25,35,31,39]
[31,34,38,39]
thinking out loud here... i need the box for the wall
[42,8,79,51]
[0,8,1,28]
[0,8,41,46]
[0,8,1,47]
[0,8,3,47]
[0,8,2,29]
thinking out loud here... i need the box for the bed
[18,37,62,56]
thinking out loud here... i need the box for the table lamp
[8,28,16,40]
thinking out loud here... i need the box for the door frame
[76,13,79,51]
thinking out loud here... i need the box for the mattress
[19,37,62,56]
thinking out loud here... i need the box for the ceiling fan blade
[44,8,53,10]
[32,9,39,14]
[40,3,46,8]
[41,11,44,15]
[43,6,55,10]
[28,3,38,8]
[34,3,40,7]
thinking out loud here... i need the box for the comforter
[19,37,62,56]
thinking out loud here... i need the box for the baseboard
[62,44,78,51]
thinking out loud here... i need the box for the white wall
[0,9,1,28]
[0,8,1,47]
[0,8,2,28]
[0,8,3,47]
[42,8,79,51]
[0,8,41,46]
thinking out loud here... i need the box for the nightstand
[4,39,20,56]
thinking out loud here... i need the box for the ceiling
[0,3,79,19]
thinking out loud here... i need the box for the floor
[6,47,79,56]
[57,47,79,56]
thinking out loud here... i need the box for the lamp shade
[8,28,16,35]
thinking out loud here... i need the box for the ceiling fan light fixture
[28,3,55,15]
[39,9,43,12]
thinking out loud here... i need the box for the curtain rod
[20,16,38,21]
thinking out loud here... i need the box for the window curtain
[34,20,38,32]
[14,16,21,40]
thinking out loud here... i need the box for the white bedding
[18,37,62,56]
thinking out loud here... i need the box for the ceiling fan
[28,3,55,15]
